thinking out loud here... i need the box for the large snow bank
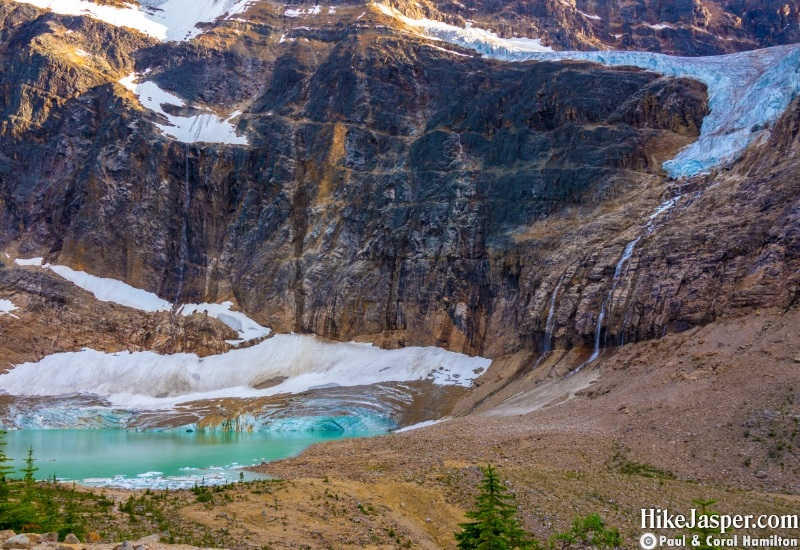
[376,3,800,179]
[0,335,491,408]
[13,0,252,42]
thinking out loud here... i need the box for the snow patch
[47,264,173,312]
[577,10,601,20]
[13,0,254,42]
[284,5,322,17]
[395,418,447,433]
[646,23,673,30]
[14,257,43,267]
[118,73,138,91]
[0,300,18,318]
[425,44,472,57]
[374,4,800,179]
[0,335,491,409]
[122,75,248,145]
[179,302,270,344]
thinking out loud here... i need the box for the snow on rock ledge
[0,299,19,318]
[376,3,800,179]
[122,76,248,145]
[13,0,253,42]
[13,258,268,343]
[179,302,271,344]
[0,335,491,409]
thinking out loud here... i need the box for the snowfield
[0,335,491,409]
[13,0,253,42]
[376,3,800,179]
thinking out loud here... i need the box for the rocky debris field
[0,532,213,550]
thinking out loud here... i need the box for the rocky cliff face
[0,0,797,371]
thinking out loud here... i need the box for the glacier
[376,3,800,179]
[0,379,421,432]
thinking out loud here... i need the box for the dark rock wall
[1,2,796,362]
[385,0,800,55]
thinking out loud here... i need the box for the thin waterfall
[567,192,689,375]
[541,274,564,355]
[174,145,191,305]
[604,237,640,347]
[568,238,638,376]
[527,274,565,374]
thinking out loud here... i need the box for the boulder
[40,534,59,543]
[3,535,30,549]
[63,534,80,545]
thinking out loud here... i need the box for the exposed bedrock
[0,2,796,364]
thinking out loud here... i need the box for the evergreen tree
[0,430,14,511]
[0,431,13,481]
[548,513,622,549]
[22,447,37,486]
[455,465,539,550]
[688,499,722,550]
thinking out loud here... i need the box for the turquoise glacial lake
[2,429,380,489]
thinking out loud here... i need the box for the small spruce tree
[548,513,622,549]
[688,499,722,550]
[22,447,38,486]
[455,465,539,550]
[0,430,14,514]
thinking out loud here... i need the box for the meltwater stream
[3,429,383,490]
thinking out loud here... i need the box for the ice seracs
[375,3,800,179]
